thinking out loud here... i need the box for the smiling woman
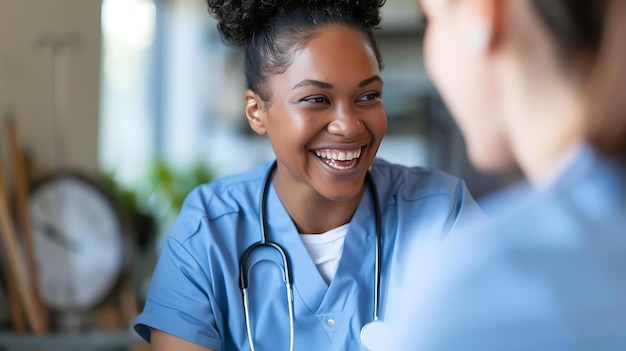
[132,1,484,350]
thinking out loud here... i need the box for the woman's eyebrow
[359,75,383,87]
[292,79,333,90]
[292,75,383,91]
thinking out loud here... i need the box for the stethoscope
[239,161,389,351]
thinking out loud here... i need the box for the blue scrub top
[388,145,626,350]
[133,158,482,350]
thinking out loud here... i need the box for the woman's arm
[151,328,217,351]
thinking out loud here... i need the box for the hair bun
[207,0,386,46]
[207,0,282,47]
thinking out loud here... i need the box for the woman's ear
[468,0,505,52]
[245,89,268,136]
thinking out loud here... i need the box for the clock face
[28,174,125,311]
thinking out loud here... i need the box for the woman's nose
[327,105,365,138]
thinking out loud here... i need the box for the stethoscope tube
[368,170,382,323]
[239,162,294,351]
[239,161,384,351]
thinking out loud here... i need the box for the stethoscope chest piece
[360,320,391,351]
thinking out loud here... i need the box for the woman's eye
[302,96,329,104]
[358,92,382,102]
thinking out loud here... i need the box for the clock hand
[38,222,80,252]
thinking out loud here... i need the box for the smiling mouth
[314,147,362,170]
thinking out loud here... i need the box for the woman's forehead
[274,25,380,86]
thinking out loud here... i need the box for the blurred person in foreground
[386,0,626,350]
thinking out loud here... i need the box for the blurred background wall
[0,0,101,175]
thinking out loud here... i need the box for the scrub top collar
[263,175,378,317]
[478,142,621,218]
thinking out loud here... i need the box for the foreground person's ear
[468,0,504,52]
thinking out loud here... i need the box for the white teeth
[315,148,362,161]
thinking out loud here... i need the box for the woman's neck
[504,66,587,187]
[273,174,364,234]
[512,109,584,187]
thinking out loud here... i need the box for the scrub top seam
[443,180,468,234]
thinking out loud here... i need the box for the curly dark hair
[206,0,386,103]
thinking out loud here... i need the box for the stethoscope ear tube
[240,161,288,290]
[241,253,295,351]
[240,161,295,351]
[239,242,292,289]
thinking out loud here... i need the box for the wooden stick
[0,230,26,332]
[4,117,50,333]
[0,155,48,334]
[0,118,27,332]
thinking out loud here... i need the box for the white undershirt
[299,224,349,285]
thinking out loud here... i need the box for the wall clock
[27,171,130,321]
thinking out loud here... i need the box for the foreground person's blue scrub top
[134,158,482,351]
[388,145,626,351]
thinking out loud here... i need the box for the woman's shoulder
[166,161,272,242]
[187,161,271,210]
[481,145,626,236]
[370,158,467,201]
